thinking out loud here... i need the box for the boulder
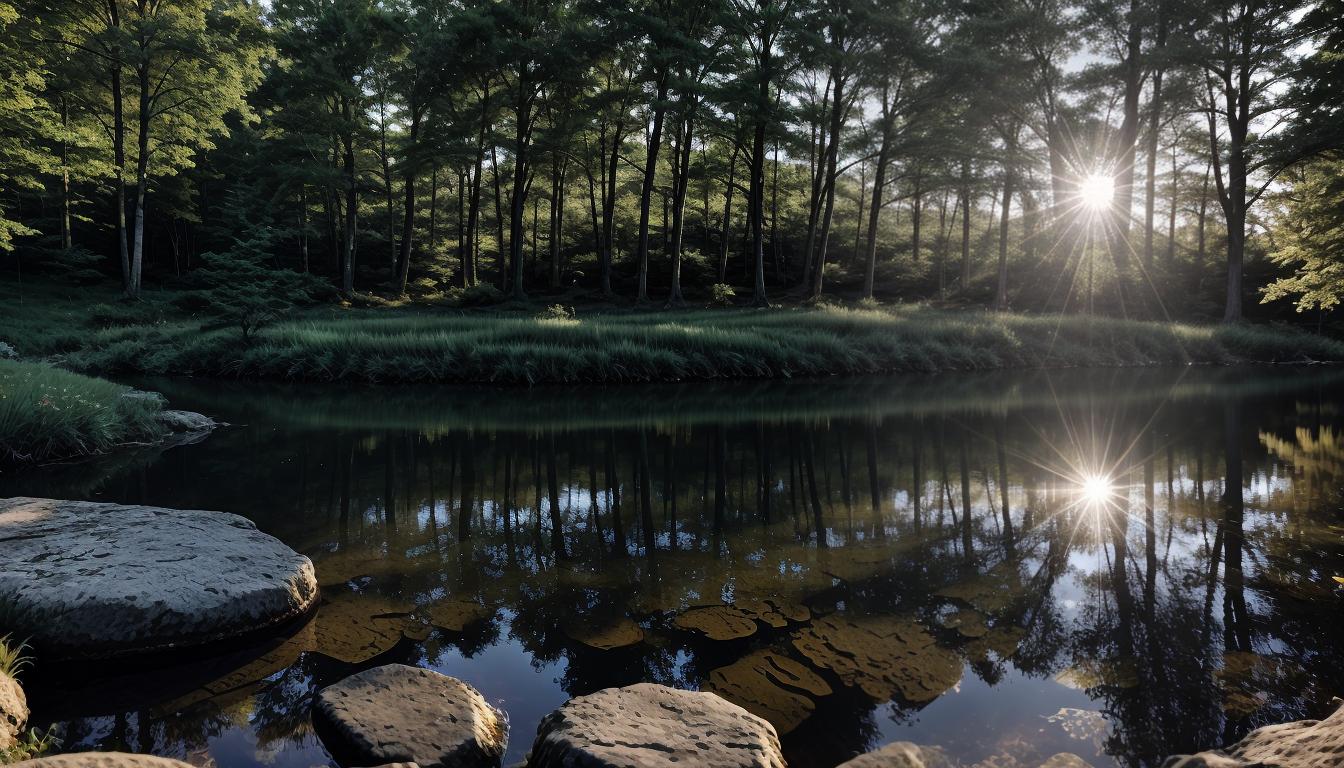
[835,742,954,768]
[1,670,28,753]
[313,664,507,768]
[1163,702,1344,768]
[156,410,219,434]
[0,497,319,659]
[10,754,194,768]
[524,682,786,768]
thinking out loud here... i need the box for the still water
[4,367,1343,768]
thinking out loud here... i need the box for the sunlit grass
[3,281,1342,385]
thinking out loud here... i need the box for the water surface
[5,367,1343,767]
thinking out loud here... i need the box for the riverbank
[4,282,1343,385]
[0,360,169,463]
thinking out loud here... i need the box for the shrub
[709,283,736,307]
[536,304,574,320]
[454,283,505,307]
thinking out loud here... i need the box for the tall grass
[0,359,166,462]
[55,305,1344,385]
[0,635,27,679]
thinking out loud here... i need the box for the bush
[452,283,506,307]
[709,283,736,307]
[536,304,574,320]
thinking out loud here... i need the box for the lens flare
[1079,473,1114,505]
[1079,174,1115,211]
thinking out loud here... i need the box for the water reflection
[5,368,1343,768]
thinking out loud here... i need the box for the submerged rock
[791,614,962,704]
[156,409,219,435]
[0,497,319,659]
[525,682,786,768]
[835,741,955,767]
[313,664,507,768]
[1164,701,1344,768]
[11,755,194,768]
[703,649,831,734]
[1,670,27,753]
[673,605,759,640]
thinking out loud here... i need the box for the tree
[47,0,270,298]
[1185,0,1311,321]
[1260,155,1344,320]
[0,3,56,252]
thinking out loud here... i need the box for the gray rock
[10,754,194,768]
[1162,702,1344,768]
[524,683,786,768]
[314,664,507,768]
[0,497,319,659]
[1,670,27,753]
[157,410,219,434]
[835,742,954,768]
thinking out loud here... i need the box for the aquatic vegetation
[0,359,166,462]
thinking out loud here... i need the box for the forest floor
[3,280,1343,386]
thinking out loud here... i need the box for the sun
[1079,174,1115,211]
[1079,473,1114,506]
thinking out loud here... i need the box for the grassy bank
[4,282,1343,385]
[0,358,167,463]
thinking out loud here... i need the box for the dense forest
[0,0,1341,323]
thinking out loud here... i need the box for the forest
[0,0,1341,327]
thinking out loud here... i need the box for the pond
[4,366,1343,768]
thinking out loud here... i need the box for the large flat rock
[11,754,194,768]
[524,683,786,768]
[313,664,507,768]
[0,497,318,659]
[1164,702,1344,768]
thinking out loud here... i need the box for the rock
[703,649,831,734]
[1,670,28,753]
[525,682,785,768]
[563,617,643,650]
[791,614,962,704]
[1162,702,1344,768]
[673,606,759,640]
[314,664,507,768]
[0,497,319,659]
[10,755,194,768]
[835,741,955,767]
[1039,755,1094,768]
[157,410,219,434]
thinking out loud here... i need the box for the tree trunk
[635,77,669,303]
[718,145,738,284]
[509,81,531,300]
[862,105,892,299]
[809,57,844,300]
[341,96,357,295]
[396,112,421,296]
[667,112,694,307]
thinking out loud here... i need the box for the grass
[3,280,1343,386]
[0,358,167,463]
[0,635,27,679]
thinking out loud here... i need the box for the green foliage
[709,283,736,306]
[0,634,27,677]
[536,304,575,320]
[448,283,506,307]
[1261,156,1344,314]
[0,358,167,462]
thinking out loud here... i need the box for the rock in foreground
[525,682,785,768]
[0,497,318,659]
[11,755,194,768]
[314,664,506,768]
[1,670,28,753]
[1164,702,1344,768]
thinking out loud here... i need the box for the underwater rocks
[0,497,319,659]
[0,670,27,754]
[314,664,507,768]
[10,755,194,768]
[791,614,962,704]
[835,741,955,767]
[524,682,786,768]
[1163,701,1344,768]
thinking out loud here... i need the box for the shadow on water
[5,366,1344,768]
